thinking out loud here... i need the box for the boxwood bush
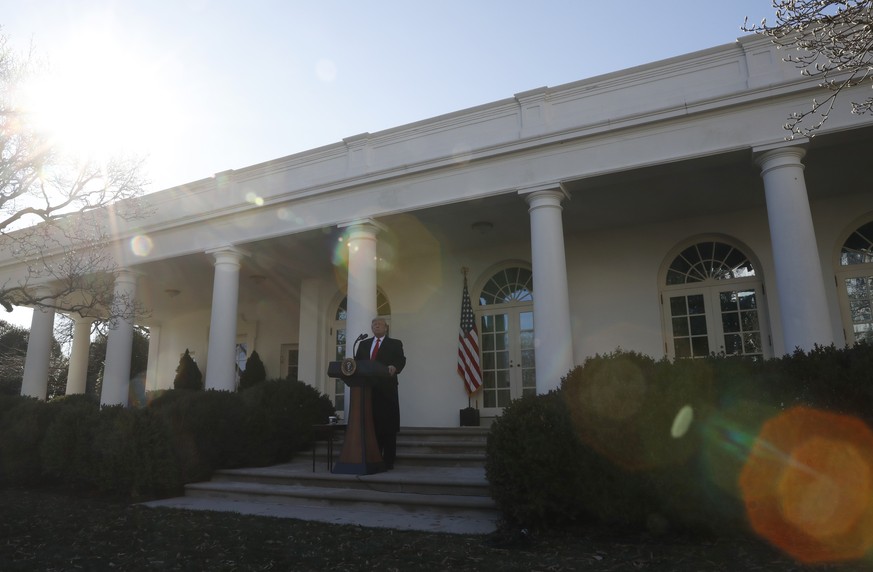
[487,343,873,534]
[241,379,336,466]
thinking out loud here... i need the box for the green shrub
[241,379,335,466]
[41,394,102,485]
[238,351,267,391]
[173,349,203,391]
[0,397,56,486]
[90,406,182,498]
[149,389,247,482]
[486,391,650,528]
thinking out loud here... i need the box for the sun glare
[18,28,181,163]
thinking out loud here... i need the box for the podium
[327,359,389,475]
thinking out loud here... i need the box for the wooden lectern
[326,358,389,475]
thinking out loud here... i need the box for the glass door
[479,309,536,416]
[666,286,767,359]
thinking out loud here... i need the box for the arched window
[479,267,533,306]
[837,219,873,344]
[330,290,391,412]
[475,264,535,411]
[661,239,769,360]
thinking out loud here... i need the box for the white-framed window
[660,239,770,360]
[329,290,391,411]
[475,264,536,413]
[836,217,873,344]
[280,343,299,380]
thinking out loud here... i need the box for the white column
[20,289,56,400]
[205,247,244,391]
[521,185,575,394]
[755,145,835,353]
[297,278,323,391]
[340,220,382,419]
[65,316,94,395]
[102,270,138,406]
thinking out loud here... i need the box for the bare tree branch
[0,32,150,323]
[744,0,873,137]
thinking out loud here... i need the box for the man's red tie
[371,338,381,360]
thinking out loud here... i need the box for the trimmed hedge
[0,379,334,498]
[487,343,873,534]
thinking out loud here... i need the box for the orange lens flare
[739,406,873,564]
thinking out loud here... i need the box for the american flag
[457,276,482,394]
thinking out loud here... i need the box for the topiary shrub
[173,349,203,391]
[241,379,336,466]
[238,350,267,391]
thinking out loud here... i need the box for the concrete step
[311,426,489,468]
[144,428,502,535]
[211,464,490,497]
[185,480,499,519]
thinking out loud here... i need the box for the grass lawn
[0,487,867,571]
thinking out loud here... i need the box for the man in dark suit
[354,317,406,469]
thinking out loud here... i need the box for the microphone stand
[352,333,368,357]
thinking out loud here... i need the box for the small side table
[311,423,347,472]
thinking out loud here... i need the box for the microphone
[352,332,368,356]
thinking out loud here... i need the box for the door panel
[480,308,536,415]
[666,286,768,359]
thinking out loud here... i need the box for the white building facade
[9,34,873,426]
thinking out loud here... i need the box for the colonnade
[18,143,835,402]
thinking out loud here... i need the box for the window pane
[521,349,535,367]
[497,389,511,407]
[520,331,534,349]
[675,338,691,358]
[720,291,737,312]
[481,315,494,333]
[738,290,757,310]
[850,300,872,323]
[670,296,687,317]
[687,295,705,315]
[484,391,496,408]
[722,311,740,333]
[483,352,494,370]
[744,332,763,354]
[723,333,742,355]
[497,371,510,389]
[741,311,760,332]
[496,333,508,351]
[691,336,710,357]
[520,312,534,330]
[496,351,509,369]
[494,314,507,331]
[672,317,689,337]
[690,315,708,336]
[483,371,496,389]
[482,333,495,351]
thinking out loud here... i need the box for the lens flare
[130,235,153,257]
[671,405,694,439]
[739,406,873,564]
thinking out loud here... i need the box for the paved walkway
[142,459,501,536]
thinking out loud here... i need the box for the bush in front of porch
[0,379,334,498]
[486,342,873,540]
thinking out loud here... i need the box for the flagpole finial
[460,266,469,277]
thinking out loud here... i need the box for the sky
[2,0,777,329]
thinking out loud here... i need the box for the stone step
[211,464,490,497]
[185,480,499,520]
[146,428,502,535]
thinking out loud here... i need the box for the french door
[664,285,769,359]
[479,308,536,416]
